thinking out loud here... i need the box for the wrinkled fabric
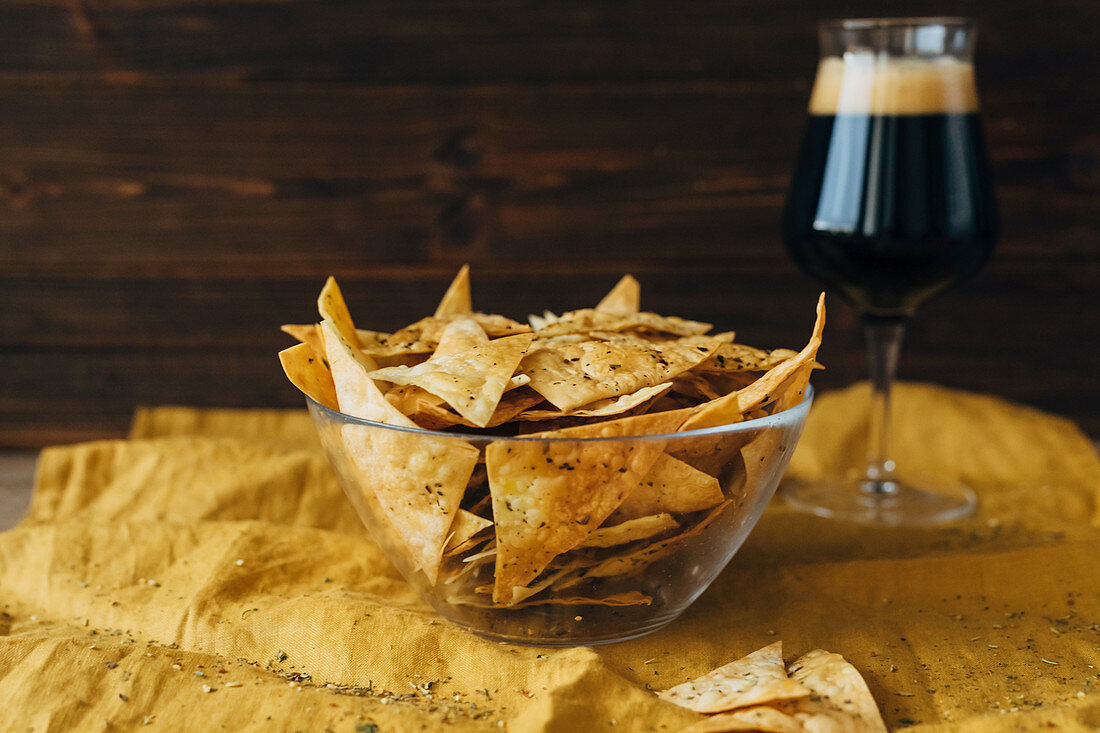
[1,382,1097,732]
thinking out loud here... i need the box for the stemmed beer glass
[782,18,997,525]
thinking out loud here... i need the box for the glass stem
[861,314,908,495]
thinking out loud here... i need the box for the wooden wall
[2,0,1098,446]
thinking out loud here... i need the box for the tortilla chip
[680,294,824,431]
[371,323,536,428]
[523,333,720,412]
[317,277,359,348]
[677,706,804,733]
[280,323,325,355]
[582,500,731,579]
[443,509,494,556]
[614,453,725,520]
[434,264,472,318]
[486,432,669,604]
[696,344,801,374]
[657,642,811,714]
[320,319,411,426]
[783,650,887,733]
[670,371,722,402]
[339,422,479,584]
[386,313,530,350]
[576,513,678,548]
[278,342,338,411]
[515,382,672,421]
[508,560,588,604]
[536,310,713,339]
[596,274,641,315]
[528,310,559,331]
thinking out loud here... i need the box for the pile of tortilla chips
[280,267,824,610]
[659,642,887,733]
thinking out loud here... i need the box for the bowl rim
[305,384,813,444]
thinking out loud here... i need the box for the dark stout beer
[783,58,997,315]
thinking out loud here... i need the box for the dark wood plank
[2,0,1097,83]
[0,81,1095,280]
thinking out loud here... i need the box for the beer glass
[781,18,997,524]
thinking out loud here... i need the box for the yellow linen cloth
[1,383,1098,732]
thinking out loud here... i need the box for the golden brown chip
[677,706,803,733]
[528,310,559,331]
[783,650,887,733]
[484,411,692,604]
[278,342,339,411]
[339,421,479,584]
[657,642,811,714]
[443,509,494,556]
[320,319,405,424]
[322,320,480,583]
[486,435,667,604]
[614,453,725,520]
[387,312,530,348]
[515,382,672,421]
[318,276,359,348]
[581,500,731,579]
[577,513,678,548]
[523,333,721,412]
[434,264,473,318]
[595,274,641,315]
[371,322,536,428]
[696,344,801,374]
[680,294,824,432]
[535,309,713,339]
[280,323,325,355]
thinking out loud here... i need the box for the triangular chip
[320,319,410,426]
[321,321,479,583]
[614,453,725,520]
[596,274,641,315]
[782,649,887,733]
[443,509,494,556]
[657,642,811,714]
[582,500,731,579]
[677,706,803,733]
[371,322,535,428]
[278,342,338,411]
[523,333,720,412]
[339,422,478,584]
[485,412,682,604]
[434,264,472,318]
[577,513,678,548]
[536,310,713,339]
[696,344,801,374]
[680,294,824,431]
[515,382,672,421]
[528,310,559,331]
[280,323,325,355]
[317,277,358,348]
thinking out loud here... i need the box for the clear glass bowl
[307,386,813,646]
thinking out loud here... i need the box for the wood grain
[1,0,1097,445]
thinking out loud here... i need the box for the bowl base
[458,608,685,647]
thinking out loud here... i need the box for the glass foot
[780,475,977,526]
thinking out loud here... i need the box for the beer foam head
[809,55,978,115]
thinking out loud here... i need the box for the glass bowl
[307,386,812,646]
